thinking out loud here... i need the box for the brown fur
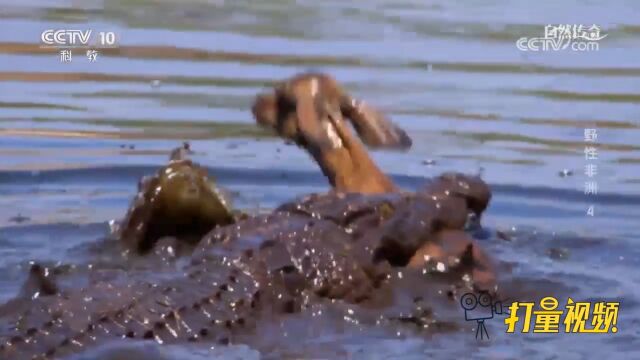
[252,73,405,194]
[252,72,495,292]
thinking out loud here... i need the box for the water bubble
[558,169,573,177]
[108,219,118,234]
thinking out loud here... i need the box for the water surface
[0,0,639,358]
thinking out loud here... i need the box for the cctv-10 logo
[460,292,620,340]
[40,30,117,47]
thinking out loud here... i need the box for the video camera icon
[460,292,503,340]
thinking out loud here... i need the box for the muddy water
[0,0,639,359]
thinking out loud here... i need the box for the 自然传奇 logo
[516,24,607,52]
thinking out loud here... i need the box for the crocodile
[0,73,497,359]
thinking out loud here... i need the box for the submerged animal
[0,73,497,359]
[117,142,236,254]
